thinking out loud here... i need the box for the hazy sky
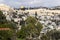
[0,0,60,8]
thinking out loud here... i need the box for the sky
[0,0,60,8]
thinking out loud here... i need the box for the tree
[17,16,43,40]
[41,35,48,40]
[35,11,37,17]
[50,30,60,40]
[0,11,17,29]
[0,11,17,40]
[0,30,13,40]
[0,11,7,24]
[41,29,60,40]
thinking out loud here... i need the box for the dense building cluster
[0,4,60,34]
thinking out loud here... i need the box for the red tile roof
[0,28,10,30]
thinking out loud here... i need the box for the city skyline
[0,0,60,8]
